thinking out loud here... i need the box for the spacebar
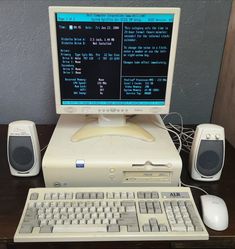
[53,225,107,233]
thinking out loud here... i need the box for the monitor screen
[49,7,180,115]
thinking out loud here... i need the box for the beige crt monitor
[49,6,180,142]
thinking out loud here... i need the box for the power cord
[162,112,194,153]
[152,118,182,153]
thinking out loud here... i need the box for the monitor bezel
[49,6,180,115]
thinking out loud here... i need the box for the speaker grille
[196,140,224,176]
[9,136,34,172]
[12,147,33,165]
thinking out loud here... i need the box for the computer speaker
[189,124,225,181]
[7,120,41,177]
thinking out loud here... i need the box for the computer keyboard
[14,187,208,242]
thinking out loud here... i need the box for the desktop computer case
[42,115,182,187]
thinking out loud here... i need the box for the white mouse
[200,195,228,231]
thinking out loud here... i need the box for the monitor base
[71,114,154,142]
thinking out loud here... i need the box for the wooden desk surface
[0,124,234,249]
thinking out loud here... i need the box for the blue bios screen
[55,13,174,106]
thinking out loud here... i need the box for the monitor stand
[71,114,154,142]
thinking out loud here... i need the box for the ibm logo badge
[75,160,85,168]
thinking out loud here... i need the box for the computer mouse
[200,195,228,231]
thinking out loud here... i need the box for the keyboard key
[30,193,39,200]
[143,224,151,232]
[137,192,145,199]
[51,193,58,200]
[151,192,159,199]
[97,192,104,199]
[108,224,120,232]
[118,218,138,225]
[159,224,168,232]
[121,201,135,207]
[149,218,158,225]
[127,192,134,199]
[19,225,33,234]
[40,225,53,233]
[151,225,159,232]
[83,193,90,199]
[90,192,97,199]
[44,193,51,200]
[66,193,73,199]
[127,225,139,232]
[107,192,114,199]
[53,225,107,233]
[145,192,152,199]
[171,224,186,232]
[126,206,136,212]
[186,224,194,232]
[59,193,66,200]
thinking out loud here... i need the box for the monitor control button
[215,134,220,140]
[54,182,61,187]
[206,134,211,139]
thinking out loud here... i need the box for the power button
[109,168,115,173]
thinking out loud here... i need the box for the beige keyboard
[14,187,208,242]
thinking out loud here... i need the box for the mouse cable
[40,144,48,152]
[180,179,209,195]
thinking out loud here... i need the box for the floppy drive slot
[132,161,171,168]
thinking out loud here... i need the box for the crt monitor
[49,7,180,141]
